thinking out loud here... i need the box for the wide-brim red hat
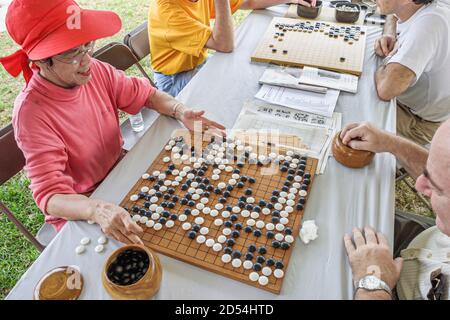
[0,0,122,84]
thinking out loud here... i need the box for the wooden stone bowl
[335,2,361,24]
[332,131,374,168]
[297,1,323,19]
[102,245,162,300]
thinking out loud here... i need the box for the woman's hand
[180,109,226,137]
[91,200,144,245]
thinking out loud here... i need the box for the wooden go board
[251,17,367,76]
[120,133,317,294]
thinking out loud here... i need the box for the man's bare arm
[205,0,235,52]
[375,63,415,101]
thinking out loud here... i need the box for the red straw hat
[0,0,122,83]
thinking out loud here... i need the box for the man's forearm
[46,194,97,221]
[385,133,428,179]
[383,14,398,36]
[355,289,392,300]
[147,90,187,120]
[211,0,235,52]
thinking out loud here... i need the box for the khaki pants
[397,103,442,146]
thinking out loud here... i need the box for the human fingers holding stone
[92,200,144,245]
[340,122,393,153]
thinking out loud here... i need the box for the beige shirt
[397,226,450,300]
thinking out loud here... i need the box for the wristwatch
[355,275,392,298]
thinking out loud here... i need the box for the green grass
[0,1,432,299]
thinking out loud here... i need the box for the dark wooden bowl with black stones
[297,1,323,19]
[335,2,361,24]
[102,245,162,300]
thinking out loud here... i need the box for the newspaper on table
[231,100,342,174]
[298,66,359,94]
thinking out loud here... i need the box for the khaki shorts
[397,103,442,146]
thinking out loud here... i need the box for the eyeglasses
[53,41,95,65]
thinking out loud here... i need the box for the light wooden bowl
[332,131,374,168]
[34,266,83,300]
[102,245,162,300]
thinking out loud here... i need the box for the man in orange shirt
[148,0,315,97]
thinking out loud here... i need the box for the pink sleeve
[95,59,156,115]
[13,108,76,214]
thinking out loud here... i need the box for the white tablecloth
[6,5,396,300]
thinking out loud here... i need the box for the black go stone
[171,195,179,202]
[170,214,178,220]
[240,176,248,182]
[202,192,210,198]
[272,240,281,248]
[270,196,278,203]
[223,191,231,198]
[159,217,166,224]
[239,196,247,202]
[258,246,267,255]
[192,224,201,232]
[238,201,246,208]
[224,247,233,254]
[168,164,175,170]
[162,211,170,218]
[280,166,288,172]
[304,173,311,179]
[299,197,306,205]
[288,168,295,175]
[160,202,168,208]
[155,191,163,197]
[188,231,196,239]
[272,190,280,196]
[195,176,202,183]
[284,181,291,187]
[226,205,233,212]
[281,242,290,250]
[132,205,139,213]
[144,201,151,208]
[226,238,236,246]
[245,252,254,260]
[286,175,294,181]
[245,204,253,211]
[214,188,222,194]
[272,210,280,217]
[232,250,242,259]
[296,203,304,211]
[237,182,245,188]
[138,209,146,216]
[153,184,160,191]
[267,203,274,209]
[271,217,280,224]
[219,197,226,204]
[233,169,241,174]
[207,185,214,192]
[231,230,240,238]
[249,177,256,184]
[138,192,146,199]
[224,220,232,228]
[245,188,253,195]
[284,227,293,235]
[163,194,171,200]
[198,183,206,190]
[266,258,275,267]
[253,263,262,272]
[184,208,191,215]
[230,214,238,222]
[253,206,261,213]
[167,202,175,209]
[244,226,253,233]
[259,200,267,207]
[234,223,243,230]
[248,244,257,252]
[275,261,285,269]
[253,230,262,237]
[282,186,289,192]
[256,256,266,264]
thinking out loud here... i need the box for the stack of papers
[299,67,359,94]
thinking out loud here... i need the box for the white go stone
[165,220,175,228]
[150,196,159,203]
[215,203,224,210]
[158,173,166,180]
[213,243,222,252]
[228,179,237,186]
[293,182,301,189]
[202,207,211,215]
[222,228,232,236]
[153,170,160,177]
[178,214,187,222]
[246,197,255,204]
[218,182,226,189]
[250,211,259,219]
[285,156,293,162]
[280,217,289,225]
[289,188,297,194]
[146,220,155,228]
[130,194,139,202]
[221,254,232,264]
[183,166,191,172]
[213,169,221,175]
[172,146,180,153]
[191,182,199,188]
[196,235,206,244]
[285,206,294,213]
[255,220,265,229]
[200,227,209,235]
[80,237,90,245]
[276,224,285,231]
[217,235,227,243]
[179,171,187,177]
[241,210,250,218]
[175,176,183,182]
[274,203,283,210]
[148,189,157,196]
[294,176,302,182]
[292,158,299,164]
[196,203,205,210]
[75,245,86,254]
[165,145,172,151]
[172,169,180,176]
[164,180,172,186]
[287,199,295,206]
[246,219,256,227]
[286,150,294,156]
[225,166,233,172]
[232,173,240,180]
[193,162,201,169]
[139,216,148,224]
[200,197,209,204]
[149,204,158,211]
[280,191,288,198]
[232,207,241,213]
[285,235,294,243]
[275,233,284,241]
[95,244,105,253]
[222,211,231,218]
[249,272,260,282]
[280,211,289,218]
[156,207,164,213]
[243,260,253,270]
[262,208,271,215]
[132,215,141,222]
[195,217,205,225]
[274,269,285,279]
[160,186,168,192]
[289,163,297,169]
[278,198,287,204]
[154,223,163,231]
[181,155,189,161]
[205,239,215,247]
[266,223,275,231]
[262,267,272,276]
[141,186,149,193]
[192,194,200,201]
[210,209,219,217]
[172,181,179,187]
[219,164,226,170]
[142,173,150,180]
[163,156,170,163]
[258,276,269,286]
[187,173,195,179]
[232,258,242,268]
[188,187,196,194]
[214,219,223,226]
[182,222,192,231]
[299,190,308,197]
[151,213,160,220]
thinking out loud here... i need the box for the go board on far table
[251,17,367,76]
[120,132,318,294]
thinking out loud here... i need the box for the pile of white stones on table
[336,5,360,12]
[273,21,363,42]
[125,136,312,284]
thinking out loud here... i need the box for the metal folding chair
[0,124,45,252]
[93,41,155,86]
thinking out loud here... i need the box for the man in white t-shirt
[340,120,450,300]
[374,0,450,145]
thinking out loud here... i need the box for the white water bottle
[129,112,144,132]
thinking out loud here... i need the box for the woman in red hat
[0,0,225,245]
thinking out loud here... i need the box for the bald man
[340,120,450,300]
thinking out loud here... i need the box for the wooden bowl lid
[34,266,83,300]
[332,131,374,168]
